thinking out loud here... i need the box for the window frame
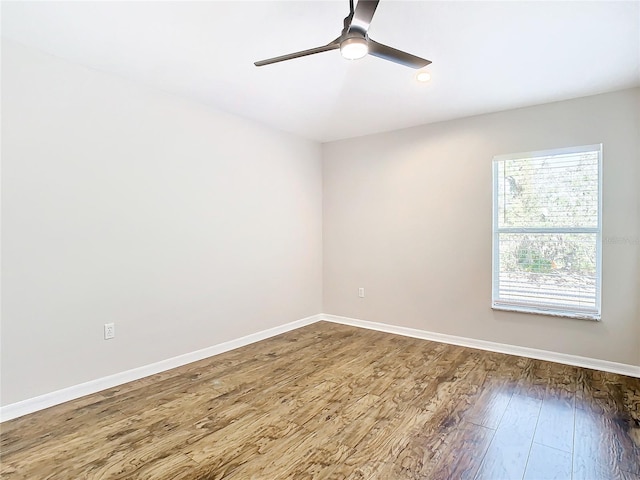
[491,144,603,320]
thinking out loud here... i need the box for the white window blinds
[492,144,602,319]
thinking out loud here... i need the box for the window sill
[492,304,600,321]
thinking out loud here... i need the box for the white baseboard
[3,312,638,422]
[0,314,322,422]
[320,314,640,378]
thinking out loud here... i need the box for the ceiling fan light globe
[340,37,368,60]
[416,71,431,82]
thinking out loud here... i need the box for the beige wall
[323,88,640,366]
[1,41,323,405]
[2,39,638,409]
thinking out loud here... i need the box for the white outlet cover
[104,323,115,340]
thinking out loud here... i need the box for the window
[492,144,602,320]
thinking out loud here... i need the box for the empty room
[1,1,639,479]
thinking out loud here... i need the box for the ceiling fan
[254,0,431,69]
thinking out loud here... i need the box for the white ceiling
[2,1,639,142]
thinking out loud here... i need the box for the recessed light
[416,71,431,83]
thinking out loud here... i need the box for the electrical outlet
[104,323,115,340]
[358,287,365,298]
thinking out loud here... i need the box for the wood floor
[1,322,639,480]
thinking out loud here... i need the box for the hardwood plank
[474,432,532,480]
[513,357,551,399]
[1,321,638,479]
[221,429,351,480]
[343,460,390,480]
[463,351,522,429]
[387,350,491,478]
[128,453,199,480]
[338,344,474,475]
[573,454,640,480]
[0,461,28,480]
[574,406,640,477]
[182,410,300,474]
[523,443,572,480]
[533,390,575,453]
[474,394,542,480]
[576,369,638,417]
[1,413,152,479]
[574,368,640,478]
[427,421,495,480]
[464,386,513,429]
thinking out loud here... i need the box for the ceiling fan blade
[368,39,431,69]
[255,41,340,67]
[348,0,379,34]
